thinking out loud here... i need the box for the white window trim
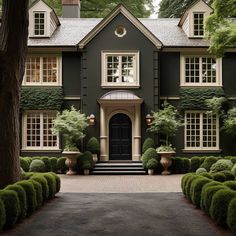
[22,55,62,86]
[33,11,47,37]
[22,110,60,151]
[184,110,220,151]
[101,51,140,88]
[192,12,205,38]
[180,54,222,87]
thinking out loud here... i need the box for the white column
[100,106,108,161]
[133,104,141,161]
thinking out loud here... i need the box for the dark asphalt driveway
[4,193,234,236]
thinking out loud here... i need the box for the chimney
[62,0,80,18]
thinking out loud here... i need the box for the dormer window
[193,13,204,37]
[34,12,46,36]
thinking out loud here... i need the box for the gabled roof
[78,4,163,49]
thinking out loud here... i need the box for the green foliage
[210,189,236,226]
[221,171,235,181]
[210,159,233,173]
[205,96,229,117]
[146,158,158,170]
[5,185,27,220]
[212,172,226,182]
[29,159,46,173]
[50,157,58,173]
[29,180,43,208]
[20,87,63,110]
[49,172,61,193]
[20,158,30,172]
[141,148,159,169]
[43,173,57,199]
[142,138,155,153]
[232,164,236,175]
[149,103,182,146]
[230,157,236,164]
[40,157,51,172]
[190,156,202,172]
[57,157,67,173]
[222,108,236,137]
[0,198,6,231]
[0,190,20,229]
[52,106,88,151]
[200,157,218,172]
[86,137,100,154]
[227,198,236,232]
[171,157,190,174]
[196,168,207,174]
[185,175,200,200]
[179,87,225,110]
[198,172,213,179]
[30,175,49,201]
[224,181,236,191]
[181,173,194,194]
[78,151,94,171]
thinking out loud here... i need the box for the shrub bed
[141,148,159,169]
[227,198,236,232]
[142,138,155,153]
[190,156,201,172]
[0,199,5,231]
[200,156,218,172]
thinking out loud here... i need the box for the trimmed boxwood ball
[212,172,226,182]
[210,159,233,173]
[142,138,155,153]
[78,151,94,172]
[200,156,218,172]
[231,164,236,175]
[200,156,207,164]
[0,198,6,231]
[30,174,49,201]
[190,156,201,172]
[224,181,236,191]
[142,148,159,169]
[20,158,30,172]
[230,156,236,164]
[146,158,158,170]
[49,172,61,193]
[210,189,236,226]
[181,173,194,194]
[185,175,200,200]
[22,172,35,180]
[50,157,58,173]
[0,190,20,229]
[221,170,235,181]
[182,158,191,173]
[196,168,207,174]
[29,159,46,173]
[23,157,32,166]
[29,180,43,208]
[86,137,100,154]
[198,172,213,179]
[17,180,37,215]
[57,157,67,174]
[5,184,27,220]
[227,198,236,232]
[41,157,51,172]
[43,173,57,199]
[190,177,211,206]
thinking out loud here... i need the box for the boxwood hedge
[0,199,5,231]
[227,198,236,232]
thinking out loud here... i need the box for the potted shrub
[52,106,88,175]
[86,137,100,163]
[82,161,92,175]
[146,158,158,175]
[149,103,182,175]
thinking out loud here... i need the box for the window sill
[22,84,62,87]
[182,149,222,153]
[180,85,222,87]
[101,85,140,89]
[21,149,62,153]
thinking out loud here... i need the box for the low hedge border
[0,172,60,231]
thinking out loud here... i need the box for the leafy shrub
[181,173,194,194]
[224,181,236,191]
[210,189,236,226]
[200,156,207,164]
[82,161,92,170]
[142,148,159,169]
[182,158,191,173]
[40,157,51,172]
[30,174,49,201]
[210,159,233,173]
[196,168,207,174]
[29,180,43,208]
[43,173,57,199]
[185,175,200,200]
[17,180,37,215]
[21,172,35,180]
[198,172,213,179]
[78,151,94,171]
[29,159,46,173]
[142,138,155,153]
[0,198,6,231]
[0,190,20,228]
[232,164,236,175]
[20,158,30,172]
[23,157,32,166]
[230,157,236,165]
[86,137,100,154]
[49,172,61,193]
[190,157,201,172]
[221,170,235,181]
[50,157,58,173]
[190,177,211,207]
[171,157,190,174]
[200,156,218,172]
[146,158,158,170]
[5,185,27,219]
[57,157,67,174]
[227,198,236,232]
[212,172,226,182]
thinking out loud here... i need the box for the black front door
[109,113,132,160]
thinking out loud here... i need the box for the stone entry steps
[92,162,146,175]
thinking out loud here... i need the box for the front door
[109,113,132,160]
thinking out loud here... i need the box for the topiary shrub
[77,151,94,172]
[142,138,155,153]
[229,157,236,164]
[181,173,194,194]
[172,157,183,174]
[49,172,61,193]
[221,170,235,181]
[182,158,191,173]
[198,172,213,179]
[29,159,46,173]
[17,180,37,215]
[20,158,30,172]
[142,148,159,169]
[29,180,43,208]
[212,172,226,182]
[224,181,236,191]
[23,157,32,166]
[190,177,211,207]
[57,157,67,174]
[50,157,58,173]
[200,156,218,172]
[200,156,207,164]
[21,172,35,180]
[146,158,158,170]
[210,189,236,226]
[43,173,57,199]
[227,198,236,232]
[40,157,51,172]
[196,168,207,174]
[210,159,233,173]
[231,164,236,175]
[0,190,20,229]
[185,175,200,200]
[190,156,201,172]
[0,199,6,231]
[86,137,100,154]
[5,185,27,220]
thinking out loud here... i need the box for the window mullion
[119,56,122,84]
[40,57,43,85]
[40,113,43,149]
[199,57,202,85]
[200,113,203,149]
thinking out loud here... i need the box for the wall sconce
[88,114,96,126]
[146,114,153,126]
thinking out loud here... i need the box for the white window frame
[22,55,62,86]
[192,12,205,37]
[22,111,59,151]
[180,54,222,87]
[34,11,47,37]
[184,110,219,151]
[101,51,140,88]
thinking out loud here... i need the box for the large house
[21,0,236,161]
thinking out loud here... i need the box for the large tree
[0,0,29,188]
[205,0,236,57]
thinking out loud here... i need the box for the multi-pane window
[24,56,60,85]
[24,112,58,150]
[183,56,219,86]
[185,111,219,150]
[193,13,204,36]
[102,52,139,87]
[34,12,45,36]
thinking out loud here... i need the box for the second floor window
[24,56,61,85]
[34,12,46,36]
[193,13,204,37]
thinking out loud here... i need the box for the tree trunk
[0,0,28,188]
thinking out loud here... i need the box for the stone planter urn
[92,154,98,163]
[158,151,175,175]
[63,151,81,175]
[148,169,154,175]
[84,169,90,175]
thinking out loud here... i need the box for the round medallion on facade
[115,26,127,38]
